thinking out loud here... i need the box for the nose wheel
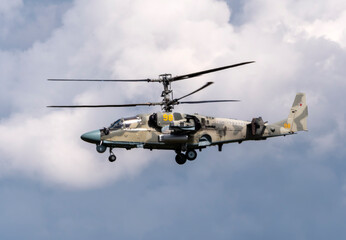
[108,148,116,162]
[108,154,116,162]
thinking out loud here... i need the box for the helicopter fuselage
[81,111,294,162]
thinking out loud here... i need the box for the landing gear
[108,148,116,162]
[175,153,187,165]
[175,149,198,165]
[108,154,116,162]
[186,149,197,161]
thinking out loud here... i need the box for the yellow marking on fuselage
[163,114,173,121]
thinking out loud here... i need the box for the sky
[0,0,346,239]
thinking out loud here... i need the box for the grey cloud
[1,149,346,239]
[0,0,72,50]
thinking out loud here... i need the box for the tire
[175,154,186,165]
[186,150,197,161]
[108,155,116,162]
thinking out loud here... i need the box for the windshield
[109,119,123,130]
[109,116,141,130]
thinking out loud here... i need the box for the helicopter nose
[81,130,101,143]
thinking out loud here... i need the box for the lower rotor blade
[175,82,214,101]
[48,79,152,82]
[47,102,161,108]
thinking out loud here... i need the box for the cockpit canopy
[109,116,141,130]
[109,119,122,130]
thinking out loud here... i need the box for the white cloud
[0,110,153,188]
[241,0,346,48]
[300,12,346,48]
[0,0,345,188]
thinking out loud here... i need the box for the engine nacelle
[247,117,266,140]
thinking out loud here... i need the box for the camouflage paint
[86,93,308,152]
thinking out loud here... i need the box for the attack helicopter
[48,61,308,165]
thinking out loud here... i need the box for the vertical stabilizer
[287,93,308,132]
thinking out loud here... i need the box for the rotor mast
[159,74,174,112]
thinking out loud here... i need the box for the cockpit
[109,116,141,130]
[109,119,123,130]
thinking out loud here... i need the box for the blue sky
[1,0,346,239]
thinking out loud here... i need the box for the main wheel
[108,155,116,162]
[175,154,187,165]
[186,149,197,161]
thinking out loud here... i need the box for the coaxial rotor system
[48,61,254,112]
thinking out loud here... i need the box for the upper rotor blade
[172,61,255,81]
[179,100,240,104]
[47,78,152,82]
[175,82,214,102]
[47,102,161,108]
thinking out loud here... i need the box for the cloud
[0,0,22,14]
[1,1,69,49]
[0,0,345,189]
[0,110,154,188]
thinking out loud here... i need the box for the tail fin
[275,93,308,132]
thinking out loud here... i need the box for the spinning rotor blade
[172,61,255,81]
[48,61,255,83]
[179,100,240,104]
[48,78,152,82]
[174,82,214,102]
[48,61,253,111]
[47,102,161,108]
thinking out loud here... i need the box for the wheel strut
[108,148,116,162]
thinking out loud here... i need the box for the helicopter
[48,61,308,165]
